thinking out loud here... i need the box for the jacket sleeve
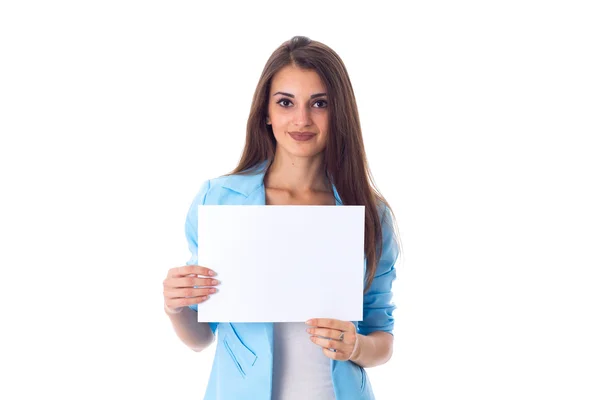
[358,205,400,336]
[184,179,218,334]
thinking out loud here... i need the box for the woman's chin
[288,148,324,159]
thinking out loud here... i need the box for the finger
[306,318,348,332]
[307,327,344,341]
[168,265,216,278]
[165,295,210,309]
[309,336,351,361]
[310,335,350,354]
[321,346,348,361]
[163,287,217,299]
[165,277,220,289]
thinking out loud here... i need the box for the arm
[164,179,218,351]
[354,204,400,367]
[165,305,215,352]
[350,331,394,368]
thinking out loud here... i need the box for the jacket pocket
[222,323,258,378]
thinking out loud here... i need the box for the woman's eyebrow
[273,91,327,99]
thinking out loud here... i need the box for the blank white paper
[195,205,365,322]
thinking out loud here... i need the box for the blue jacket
[185,161,399,399]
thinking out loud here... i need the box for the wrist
[349,333,363,362]
[164,303,183,315]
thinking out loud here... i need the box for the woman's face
[266,65,329,159]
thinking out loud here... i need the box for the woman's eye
[277,99,292,107]
[314,100,328,108]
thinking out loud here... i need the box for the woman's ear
[266,116,271,125]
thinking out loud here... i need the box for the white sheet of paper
[196,205,365,322]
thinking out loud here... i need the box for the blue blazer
[185,160,399,400]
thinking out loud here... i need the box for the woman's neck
[264,151,330,194]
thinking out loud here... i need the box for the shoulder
[188,175,231,206]
[197,175,230,195]
[375,198,394,229]
[191,170,266,207]
[196,161,270,202]
[374,198,400,264]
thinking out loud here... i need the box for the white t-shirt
[271,322,336,400]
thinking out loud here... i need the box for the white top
[272,322,336,400]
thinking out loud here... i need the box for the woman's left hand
[305,318,360,361]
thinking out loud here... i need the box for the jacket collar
[222,159,343,205]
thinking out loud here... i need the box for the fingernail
[211,279,219,285]
[305,320,313,325]
[209,270,215,276]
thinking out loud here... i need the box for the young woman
[163,36,401,400]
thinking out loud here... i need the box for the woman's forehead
[270,66,327,95]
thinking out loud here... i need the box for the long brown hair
[226,35,399,293]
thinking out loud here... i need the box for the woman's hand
[305,318,360,361]
[163,265,219,314]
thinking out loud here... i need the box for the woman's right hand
[163,265,220,314]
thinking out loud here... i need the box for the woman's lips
[289,132,316,141]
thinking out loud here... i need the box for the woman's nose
[293,105,312,126]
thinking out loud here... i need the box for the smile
[289,132,316,141]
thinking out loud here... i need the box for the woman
[163,36,401,400]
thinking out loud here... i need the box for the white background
[1,1,598,399]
